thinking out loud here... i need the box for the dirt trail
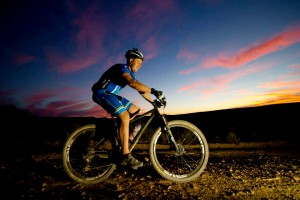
[1,142,300,199]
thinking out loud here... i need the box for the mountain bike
[62,93,209,185]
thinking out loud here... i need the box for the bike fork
[161,115,180,152]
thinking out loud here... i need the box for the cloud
[258,79,300,89]
[179,68,199,75]
[27,99,87,117]
[25,97,100,117]
[47,51,100,73]
[203,25,300,68]
[20,84,111,117]
[0,89,18,105]
[178,63,264,93]
[121,0,179,60]
[46,2,106,73]
[179,24,300,74]
[289,63,300,69]
[142,36,161,60]
[249,90,300,107]
[13,53,37,65]
[46,0,180,73]
[123,0,177,39]
[22,86,97,117]
[226,72,300,108]
[177,49,198,62]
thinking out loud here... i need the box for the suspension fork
[160,114,180,152]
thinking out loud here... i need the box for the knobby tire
[62,124,116,185]
[149,120,209,183]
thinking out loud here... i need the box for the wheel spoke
[150,120,209,182]
[62,124,116,184]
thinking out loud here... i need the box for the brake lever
[158,95,167,108]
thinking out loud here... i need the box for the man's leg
[128,104,140,120]
[118,111,130,155]
[118,109,143,169]
[128,104,140,140]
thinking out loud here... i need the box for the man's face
[130,58,143,73]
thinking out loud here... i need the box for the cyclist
[92,48,162,169]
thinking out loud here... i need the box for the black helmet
[125,48,144,61]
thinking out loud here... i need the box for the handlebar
[153,92,166,108]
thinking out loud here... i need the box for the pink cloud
[258,79,300,89]
[179,68,199,75]
[47,1,180,72]
[142,36,160,60]
[13,53,37,65]
[203,25,300,68]
[27,99,78,117]
[178,63,266,93]
[177,49,198,62]
[121,0,179,60]
[251,89,300,107]
[26,98,107,117]
[124,0,177,39]
[47,51,100,73]
[25,94,92,117]
[0,89,18,105]
[82,104,108,118]
[201,84,230,96]
[26,92,55,106]
[289,63,300,69]
[23,86,107,117]
[47,3,106,73]
[179,25,300,75]
[178,80,207,93]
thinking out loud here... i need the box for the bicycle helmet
[125,48,144,61]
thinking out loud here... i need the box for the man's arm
[123,73,161,103]
[139,91,153,103]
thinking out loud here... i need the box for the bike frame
[111,105,178,153]
[63,94,209,184]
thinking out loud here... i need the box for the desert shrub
[226,127,240,144]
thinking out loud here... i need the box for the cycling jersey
[92,64,136,116]
[92,64,136,95]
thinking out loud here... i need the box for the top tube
[130,108,155,123]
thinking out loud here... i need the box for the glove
[152,99,163,108]
[151,88,162,98]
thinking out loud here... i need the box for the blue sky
[1,0,300,117]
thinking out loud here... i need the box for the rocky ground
[1,141,300,200]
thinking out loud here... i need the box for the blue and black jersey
[92,64,136,95]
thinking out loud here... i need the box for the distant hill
[0,104,34,118]
[0,102,299,145]
[167,102,300,142]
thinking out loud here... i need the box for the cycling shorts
[93,89,132,116]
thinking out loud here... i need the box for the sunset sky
[1,0,300,118]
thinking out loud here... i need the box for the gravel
[1,142,300,199]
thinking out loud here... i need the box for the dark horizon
[1,102,299,145]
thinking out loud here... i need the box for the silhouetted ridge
[166,102,300,142]
[0,104,34,118]
[0,102,299,156]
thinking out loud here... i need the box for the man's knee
[119,111,130,122]
[130,108,140,119]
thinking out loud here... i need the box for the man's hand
[152,99,163,108]
[151,88,162,98]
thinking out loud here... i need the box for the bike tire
[62,124,116,185]
[149,120,209,183]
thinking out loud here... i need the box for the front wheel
[62,124,116,185]
[149,120,209,183]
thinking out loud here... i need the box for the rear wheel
[62,124,116,185]
[149,120,209,182]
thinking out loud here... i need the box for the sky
[1,0,300,118]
